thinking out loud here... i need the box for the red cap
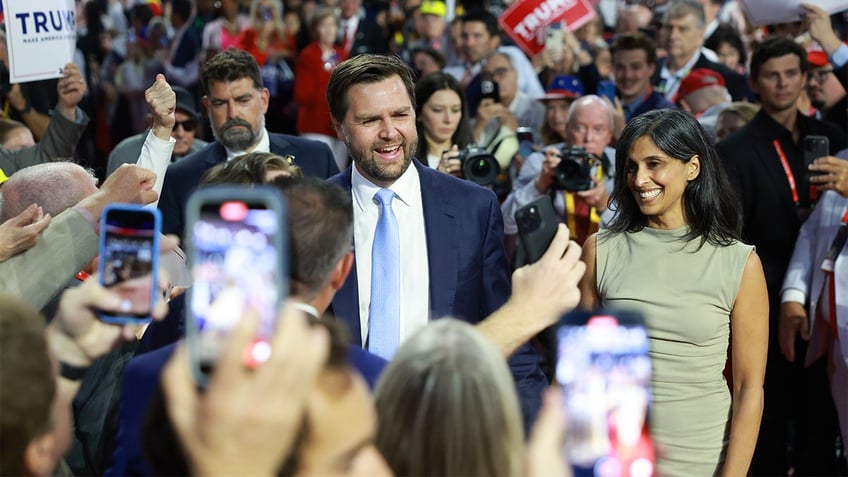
[676,68,725,102]
[807,50,829,67]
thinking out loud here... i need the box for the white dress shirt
[351,164,430,347]
[658,51,702,101]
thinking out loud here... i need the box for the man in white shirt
[326,53,547,428]
[651,0,746,101]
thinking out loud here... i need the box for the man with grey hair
[651,0,746,101]
[0,163,98,223]
[501,95,617,247]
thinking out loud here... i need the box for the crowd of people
[1,0,847,475]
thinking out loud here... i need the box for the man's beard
[346,136,417,185]
[212,115,264,151]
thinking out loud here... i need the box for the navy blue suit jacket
[106,342,387,476]
[328,160,546,428]
[158,133,339,237]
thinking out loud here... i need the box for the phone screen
[98,205,161,323]
[188,196,284,379]
[556,312,655,477]
[517,127,536,159]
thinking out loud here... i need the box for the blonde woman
[374,319,525,476]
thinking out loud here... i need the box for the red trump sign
[498,0,596,57]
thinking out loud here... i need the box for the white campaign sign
[739,0,848,27]
[2,0,76,83]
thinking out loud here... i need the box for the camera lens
[471,158,492,176]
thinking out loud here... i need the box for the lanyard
[773,139,800,205]
[820,206,848,341]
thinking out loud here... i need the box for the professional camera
[456,145,501,186]
[553,146,604,192]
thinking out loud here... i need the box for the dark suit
[158,133,339,237]
[328,160,546,429]
[717,110,845,475]
[652,52,748,101]
[340,18,387,57]
[106,341,388,477]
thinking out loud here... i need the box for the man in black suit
[158,48,338,237]
[652,0,747,101]
[337,0,387,57]
[717,36,845,476]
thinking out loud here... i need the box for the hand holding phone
[98,204,161,324]
[185,186,288,387]
[803,135,829,178]
[515,196,559,266]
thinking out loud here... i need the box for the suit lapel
[416,161,459,318]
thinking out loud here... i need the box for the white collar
[351,159,420,213]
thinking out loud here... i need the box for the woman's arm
[577,233,600,310]
[723,251,768,476]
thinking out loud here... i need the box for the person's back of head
[0,293,61,477]
[201,48,264,95]
[200,152,303,185]
[270,176,353,300]
[0,162,98,222]
[374,319,524,477]
[142,317,354,476]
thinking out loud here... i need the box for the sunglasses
[174,119,198,132]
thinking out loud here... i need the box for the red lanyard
[773,139,800,205]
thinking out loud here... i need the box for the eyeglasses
[174,118,198,132]
[808,69,833,83]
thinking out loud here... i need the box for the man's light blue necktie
[368,188,400,359]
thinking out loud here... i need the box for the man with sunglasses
[106,85,208,177]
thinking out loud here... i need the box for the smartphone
[481,79,501,103]
[545,26,564,62]
[556,310,655,477]
[597,80,617,102]
[515,195,559,266]
[517,126,536,159]
[185,186,288,387]
[98,204,161,324]
[803,135,829,177]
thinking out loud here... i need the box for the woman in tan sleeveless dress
[578,110,768,476]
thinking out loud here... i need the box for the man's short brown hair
[326,54,416,124]
[201,48,264,96]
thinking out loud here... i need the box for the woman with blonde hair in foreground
[374,319,525,476]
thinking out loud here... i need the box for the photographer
[502,95,615,247]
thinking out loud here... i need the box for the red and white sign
[498,0,596,57]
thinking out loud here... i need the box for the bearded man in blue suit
[325,54,546,428]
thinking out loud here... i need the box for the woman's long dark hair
[413,72,474,161]
[607,109,742,247]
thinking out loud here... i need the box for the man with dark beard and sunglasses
[157,48,339,238]
[326,54,548,431]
